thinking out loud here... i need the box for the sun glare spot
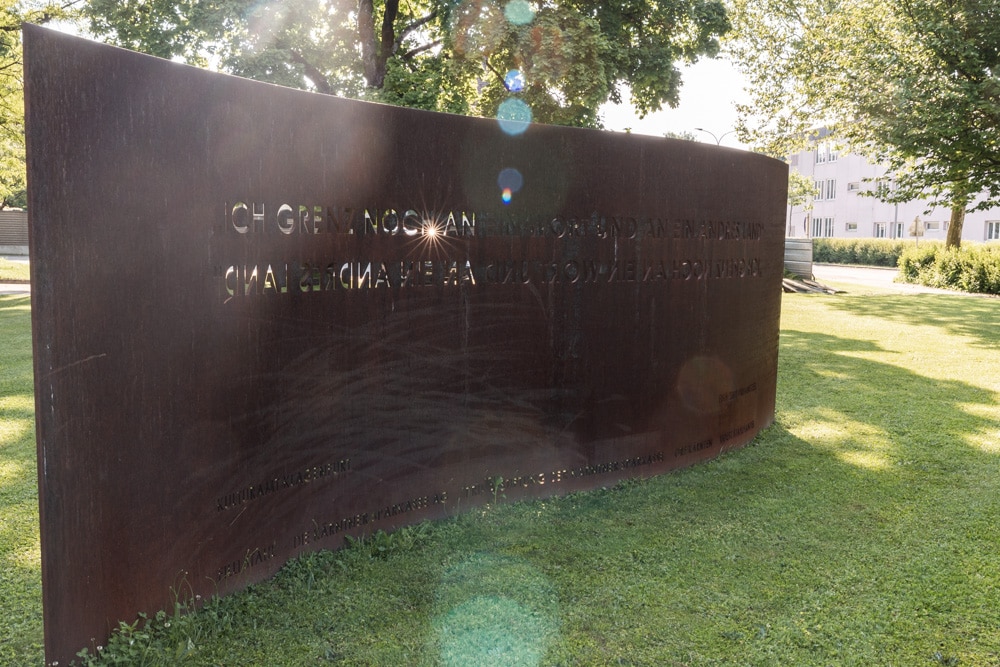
[408,214,462,255]
[497,98,532,135]
[504,0,536,25]
[838,450,890,470]
[431,552,559,667]
[498,167,524,204]
[504,69,525,92]
[497,167,524,191]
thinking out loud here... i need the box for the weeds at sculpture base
[2,287,1000,665]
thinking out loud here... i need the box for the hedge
[898,243,1000,295]
[811,238,928,267]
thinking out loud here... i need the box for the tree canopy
[0,1,76,209]
[84,0,730,128]
[0,2,59,208]
[0,3,26,208]
[728,0,1000,247]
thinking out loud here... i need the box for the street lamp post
[694,127,734,145]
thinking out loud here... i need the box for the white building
[787,136,1000,243]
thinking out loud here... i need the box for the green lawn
[0,295,41,664]
[0,258,30,283]
[3,288,1000,666]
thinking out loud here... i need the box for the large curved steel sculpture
[24,24,787,664]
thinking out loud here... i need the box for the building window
[988,221,1000,241]
[874,222,887,238]
[815,179,836,201]
[812,217,834,238]
[873,178,892,197]
[815,141,838,164]
[846,222,858,232]
[925,221,940,231]
[847,182,860,192]
[891,222,904,239]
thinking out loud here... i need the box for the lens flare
[504,0,535,25]
[497,98,532,136]
[438,597,546,666]
[498,168,523,204]
[497,167,524,193]
[431,553,559,667]
[504,69,525,92]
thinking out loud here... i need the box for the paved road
[0,283,29,295]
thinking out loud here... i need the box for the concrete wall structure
[0,209,28,254]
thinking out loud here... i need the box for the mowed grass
[3,288,1000,666]
[0,258,30,283]
[0,295,42,664]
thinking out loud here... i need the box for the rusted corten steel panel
[24,24,787,665]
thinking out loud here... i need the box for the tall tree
[0,4,25,209]
[0,1,73,209]
[728,0,1000,247]
[84,0,730,128]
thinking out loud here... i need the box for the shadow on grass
[778,323,998,474]
[523,321,1000,663]
[0,296,43,666]
[821,292,1000,350]
[741,323,1000,660]
[135,318,1000,664]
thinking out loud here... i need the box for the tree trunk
[289,51,334,95]
[946,205,965,249]
[358,0,383,88]
[357,0,398,89]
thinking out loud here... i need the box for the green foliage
[898,243,1000,295]
[786,169,815,209]
[0,2,77,209]
[343,523,437,560]
[74,607,198,666]
[0,4,25,208]
[84,0,730,128]
[0,295,42,666]
[812,238,919,268]
[82,0,233,66]
[377,55,474,115]
[663,130,697,141]
[728,0,1000,245]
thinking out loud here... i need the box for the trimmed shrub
[896,243,1000,295]
[897,244,938,281]
[812,238,921,267]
